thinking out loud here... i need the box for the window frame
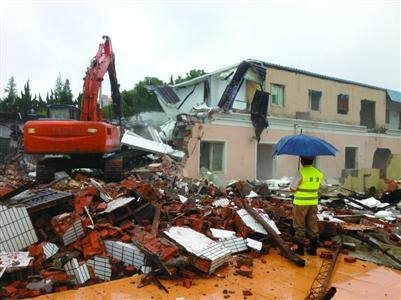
[271,83,285,107]
[344,146,359,170]
[309,90,322,112]
[199,140,227,174]
[337,94,349,115]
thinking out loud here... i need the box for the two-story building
[153,60,401,181]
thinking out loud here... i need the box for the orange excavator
[24,36,123,182]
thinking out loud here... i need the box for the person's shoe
[295,242,304,255]
[308,239,318,256]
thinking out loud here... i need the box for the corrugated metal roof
[387,89,401,104]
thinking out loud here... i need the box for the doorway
[256,144,275,180]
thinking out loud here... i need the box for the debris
[0,205,38,251]
[121,131,185,159]
[51,213,85,245]
[210,228,236,240]
[246,238,263,252]
[164,226,231,274]
[219,236,248,254]
[242,200,305,267]
[305,243,342,300]
[236,208,281,236]
[104,240,146,268]
[64,258,90,284]
[86,255,112,281]
[344,256,357,263]
[97,197,136,214]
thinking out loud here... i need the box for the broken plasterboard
[64,258,90,285]
[98,197,136,214]
[236,208,281,235]
[210,228,236,239]
[43,242,59,259]
[104,240,146,268]
[164,226,231,274]
[246,238,263,251]
[121,131,185,159]
[219,237,248,254]
[62,219,85,246]
[212,198,230,208]
[87,256,112,281]
[0,252,32,268]
[0,205,38,252]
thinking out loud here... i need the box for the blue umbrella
[274,134,338,157]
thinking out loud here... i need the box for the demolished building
[151,59,401,188]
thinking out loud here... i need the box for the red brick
[344,256,357,263]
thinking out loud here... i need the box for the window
[309,90,322,111]
[200,141,225,172]
[345,147,358,169]
[360,100,375,129]
[271,84,284,106]
[337,94,349,114]
[399,112,401,129]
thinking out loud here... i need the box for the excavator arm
[80,36,121,122]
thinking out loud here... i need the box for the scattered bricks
[73,194,93,215]
[51,212,84,245]
[236,255,253,268]
[41,270,69,281]
[54,286,69,292]
[132,229,178,262]
[96,202,108,212]
[2,285,17,297]
[120,222,134,231]
[320,251,333,259]
[243,289,253,296]
[125,265,137,276]
[344,256,357,263]
[236,265,253,278]
[98,229,109,239]
[121,234,131,243]
[318,221,337,237]
[323,240,333,247]
[184,279,191,288]
[81,231,105,259]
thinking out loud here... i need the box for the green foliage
[174,69,206,84]
[16,81,33,114]
[1,76,18,112]
[122,77,164,117]
[48,74,74,105]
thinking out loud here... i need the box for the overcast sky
[0,0,400,99]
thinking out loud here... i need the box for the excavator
[24,36,123,183]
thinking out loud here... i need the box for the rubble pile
[0,160,401,298]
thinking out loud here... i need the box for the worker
[290,156,323,256]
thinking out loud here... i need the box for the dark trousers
[293,204,318,243]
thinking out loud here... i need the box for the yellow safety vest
[293,166,323,206]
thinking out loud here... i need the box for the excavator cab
[47,105,80,120]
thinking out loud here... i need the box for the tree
[50,73,74,105]
[32,94,47,116]
[16,80,33,114]
[60,79,74,104]
[174,69,206,84]
[1,76,18,112]
[122,77,164,116]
